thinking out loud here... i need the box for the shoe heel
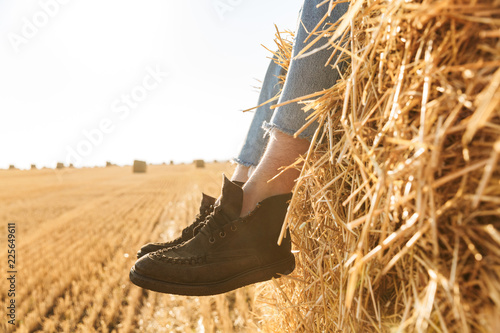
[271,254,296,277]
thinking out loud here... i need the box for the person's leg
[265,1,350,139]
[231,164,252,183]
[137,57,286,257]
[240,130,309,215]
[232,56,286,183]
[241,0,349,215]
[130,0,350,296]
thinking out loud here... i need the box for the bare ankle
[239,131,310,216]
[231,164,250,183]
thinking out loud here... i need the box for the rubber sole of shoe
[129,254,295,296]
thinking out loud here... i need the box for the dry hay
[56,162,64,169]
[133,160,147,173]
[194,159,206,168]
[260,0,500,332]
[8,165,16,170]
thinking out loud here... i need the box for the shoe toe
[133,250,188,282]
[133,252,162,277]
[137,243,162,258]
[136,238,184,258]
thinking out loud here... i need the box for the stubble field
[0,163,270,332]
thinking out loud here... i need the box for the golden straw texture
[260,0,500,331]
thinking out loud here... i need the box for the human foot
[137,180,245,258]
[129,176,294,296]
[240,130,309,216]
[136,193,217,258]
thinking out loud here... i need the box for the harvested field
[0,163,263,332]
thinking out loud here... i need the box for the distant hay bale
[133,160,147,173]
[170,160,174,165]
[69,163,74,168]
[8,165,16,170]
[31,164,36,170]
[194,159,205,168]
[260,1,500,332]
[56,163,64,169]
[106,161,113,167]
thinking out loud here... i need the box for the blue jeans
[235,0,349,167]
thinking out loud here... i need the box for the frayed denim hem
[262,121,314,142]
[232,157,258,168]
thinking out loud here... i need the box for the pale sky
[0,0,303,169]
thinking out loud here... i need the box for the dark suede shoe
[129,176,295,296]
[136,181,245,258]
[136,193,216,258]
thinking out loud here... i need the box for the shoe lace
[152,205,213,247]
[196,206,232,243]
[196,205,212,222]
[181,205,213,236]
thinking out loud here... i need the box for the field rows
[0,164,261,332]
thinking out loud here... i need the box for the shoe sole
[129,254,295,296]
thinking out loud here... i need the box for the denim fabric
[234,58,286,167]
[235,0,349,166]
[266,0,349,139]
